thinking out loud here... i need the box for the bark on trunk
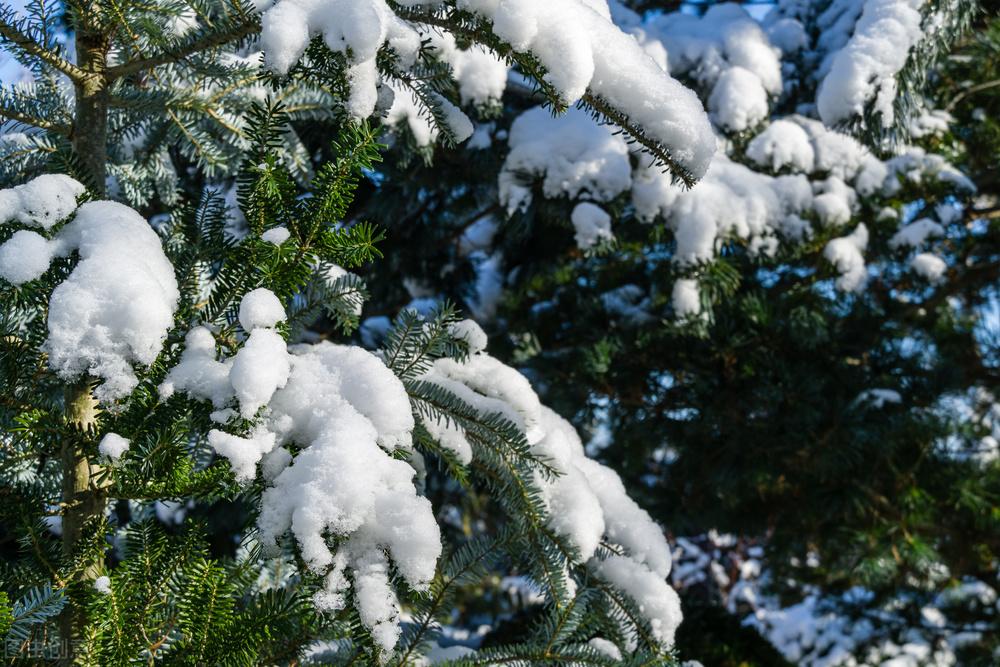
[58,381,105,658]
[71,24,109,195]
[59,16,110,659]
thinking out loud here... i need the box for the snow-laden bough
[254,0,715,180]
[164,303,685,652]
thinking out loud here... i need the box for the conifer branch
[579,92,697,188]
[0,13,87,82]
[0,99,70,135]
[105,16,259,81]
[391,6,698,188]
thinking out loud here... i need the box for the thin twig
[945,78,1000,111]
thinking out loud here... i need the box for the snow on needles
[571,202,613,249]
[823,223,869,292]
[256,0,715,179]
[162,294,435,652]
[463,0,715,178]
[500,106,631,215]
[98,433,131,461]
[259,343,435,654]
[162,303,681,651]
[417,339,683,648]
[643,3,781,133]
[259,0,421,117]
[0,176,179,403]
[817,0,926,127]
[0,169,684,653]
[501,94,968,303]
[0,174,85,229]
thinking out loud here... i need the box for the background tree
[354,0,999,663]
[0,0,736,663]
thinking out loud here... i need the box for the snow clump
[257,0,715,178]
[0,176,180,403]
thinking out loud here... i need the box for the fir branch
[104,12,259,81]
[579,93,696,187]
[4,583,66,643]
[390,5,698,186]
[434,644,626,666]
[0,8,86,82]
[394,532,510,666]
[0,101,69,134]
[0,81,72,135]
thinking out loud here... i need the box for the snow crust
[159,327,233,408]
[462,0,715,177]
[633,154,812,264]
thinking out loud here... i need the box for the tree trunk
[58,381,105,659]
[59,16,110,659]
[72,21,109,196]
[61,382,103,556]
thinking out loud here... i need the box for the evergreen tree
[0,0,740,663]
[353,0,999,662]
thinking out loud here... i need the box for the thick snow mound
[0,178,180,403]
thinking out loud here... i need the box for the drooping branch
[580,91,697,188]
[391,6,699,188]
